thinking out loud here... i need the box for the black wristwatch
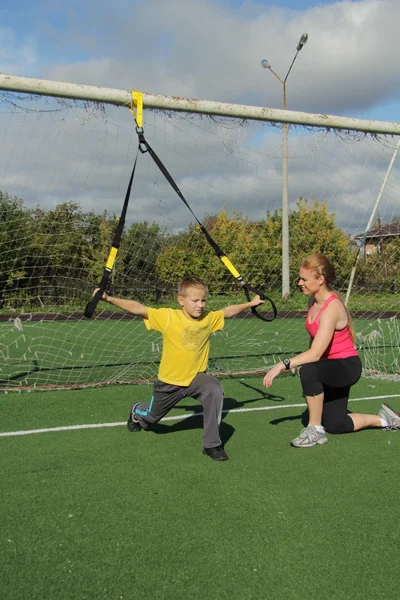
[282,358,291,370]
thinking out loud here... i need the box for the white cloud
[0,26,38,74]
[1,0,400,245]
[33,0,400,119]
[1,95,399,239]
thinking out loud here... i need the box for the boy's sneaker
[291,424,328,448]
[378,403,400,430]
[202,445,229,461]
[127,403,142,432]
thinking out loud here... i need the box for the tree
[82,211,118,287]
[116,221,164,297]
[156,210,267,294]
[156,200,357,297]
[28,201,114,306]
[0,191,32,307]
[288,198,356,287]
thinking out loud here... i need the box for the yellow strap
[105,246,118,270]
[130,91,143,127]
[220,256,240,279]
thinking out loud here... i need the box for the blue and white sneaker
[127,402,142,432]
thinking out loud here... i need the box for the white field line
[1,394,400,438]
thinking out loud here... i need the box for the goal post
[0,72,399,391]
[2,72,400,134]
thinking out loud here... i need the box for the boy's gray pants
[133,372,223,448]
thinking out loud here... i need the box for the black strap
[84,148,140,318]
[136,127,277,322]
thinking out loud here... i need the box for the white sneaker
[291,424,328,448]
[378,403,400,430]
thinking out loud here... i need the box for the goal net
[1,88,399,391]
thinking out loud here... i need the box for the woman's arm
[263,301,342,388]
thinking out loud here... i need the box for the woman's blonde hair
[301,254,336,285]
[301,254,355,342]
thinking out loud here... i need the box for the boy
[96,276,263,461]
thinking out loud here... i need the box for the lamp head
[261,59,271,69]
[296,33,308,51]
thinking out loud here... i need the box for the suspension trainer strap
[84,146,140,318]
[135,126,277,322]
[85,93,144,318]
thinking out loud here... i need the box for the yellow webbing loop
[220,256,240,279]
[130,91,143,127]
[105,246,118,270]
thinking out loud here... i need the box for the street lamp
[261,33,308,300]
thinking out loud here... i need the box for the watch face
[283,359,290,369]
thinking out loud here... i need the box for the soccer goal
[0,73,399,391]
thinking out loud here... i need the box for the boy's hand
[250,294,264,307]
[93,288,109,302]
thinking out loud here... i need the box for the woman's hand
[263,362,285,388]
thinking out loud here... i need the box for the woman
[263,254,400,448]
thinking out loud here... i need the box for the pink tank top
[306,294,358,360]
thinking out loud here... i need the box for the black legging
[299,356,362,434]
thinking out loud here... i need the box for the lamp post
[261,33,308,300]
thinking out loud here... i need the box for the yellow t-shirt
[144,308,224,386]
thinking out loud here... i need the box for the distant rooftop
[355,222,400,240]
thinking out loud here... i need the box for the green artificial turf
[1,375,400,599]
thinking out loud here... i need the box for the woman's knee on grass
[322,414,354,434]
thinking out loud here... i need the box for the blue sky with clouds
[1,0,399,123]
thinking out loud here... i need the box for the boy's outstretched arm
[93,288,148,319]
[222,295,264,319]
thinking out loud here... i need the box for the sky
[1,0,400,121]
[1,0,400,235]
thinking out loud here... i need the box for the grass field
[1,373,400,600]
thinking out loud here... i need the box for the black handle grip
[84,289,103,319]
[244,287,278,323]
